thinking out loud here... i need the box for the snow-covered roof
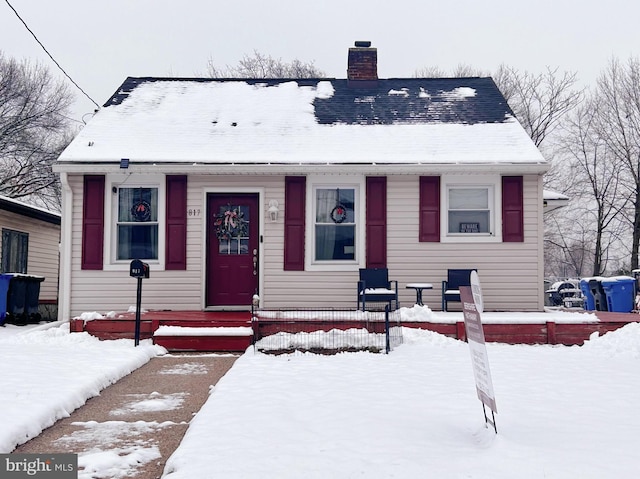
[543,189,569,201]
[543,189,570,213]
[57,77,548,169]
[0,195,60,224]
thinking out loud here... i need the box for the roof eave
[53,161,549,176]
[0,197,61,225]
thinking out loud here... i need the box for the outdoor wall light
[268,200,279,222]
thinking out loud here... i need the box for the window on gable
[116,187,159,260]
[314,187,356,261]
[447,185,494,235]
[2,229,28,273]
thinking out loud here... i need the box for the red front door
[206,193,259,308]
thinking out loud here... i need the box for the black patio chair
[357,268,399,312]
[441,268,477,311]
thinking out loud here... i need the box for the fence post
[385,305,390,353]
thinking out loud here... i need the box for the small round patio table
[405,283,433,306]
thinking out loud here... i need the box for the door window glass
[215,204,250,255]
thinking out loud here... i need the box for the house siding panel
[67,174,285,316]
[0,209,60,301]
[64,173,544,318]
[386,175,543,311]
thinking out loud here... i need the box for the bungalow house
[0,195,61,318]
[53,42,548,321]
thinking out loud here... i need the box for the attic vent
[347,41,378,88]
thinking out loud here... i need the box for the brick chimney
[347,41,378,88]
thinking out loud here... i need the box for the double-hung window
[116,187,159,260]
[1,229,28,273]
[314,187,356,261]
[447,185,494,236]
[306,176,367,271]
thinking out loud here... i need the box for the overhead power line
[4,0,101,109]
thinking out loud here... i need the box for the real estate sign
[460,285,497,414]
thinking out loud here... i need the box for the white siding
[65,173,545,317]
[0,210,60,301]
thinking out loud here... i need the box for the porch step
[69,311,253,351]
[153,325,254,352]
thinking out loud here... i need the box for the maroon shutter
[284,176,306,271]
[366,177,387,268]
[81,175,105,270]
[165,175,187,270]
[419,176,440,242]
[502,176,524,242]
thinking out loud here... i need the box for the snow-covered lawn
[0,322,164,454]
[1,308,639,478]
[163,322,640,479]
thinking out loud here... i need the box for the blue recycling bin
[580,278,596,311]
[0,273,12,325]
[601,276,636,313]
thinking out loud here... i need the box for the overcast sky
[2,0,639,123]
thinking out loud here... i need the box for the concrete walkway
[13,354,238,479]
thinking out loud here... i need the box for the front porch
[68,309,640,352]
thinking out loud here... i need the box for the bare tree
[413,63,583,149]
[556,98,627,275]
[413,64,489,78]
[492,65,583,149]
[0,53,74,210]
[207,50,325,79]
[592,56,640,270]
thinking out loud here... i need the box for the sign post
[460,272,498,433]
[129,259,149,346]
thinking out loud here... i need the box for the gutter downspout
[58,172,73,322]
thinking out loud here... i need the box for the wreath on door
[214,204,247,240]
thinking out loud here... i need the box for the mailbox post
[129,259,149,346]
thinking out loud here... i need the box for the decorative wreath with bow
[214,204,248,240]
[130,200,152,222]
[331,204,348,223]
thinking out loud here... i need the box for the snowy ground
[1,307,639,478]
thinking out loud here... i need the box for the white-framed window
[306,176,365,271]
[443,176,501,242]
[105,175,166,269]
[116,187,159,260]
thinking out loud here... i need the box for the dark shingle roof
[104,77,513,126]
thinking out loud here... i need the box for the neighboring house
[543,189,569,214]
[53,42,549,320]
[0,195,61,312]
